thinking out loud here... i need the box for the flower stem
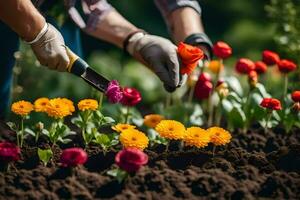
[99,92,104,108]
[283,74,288,104]
[215,97,223,126]
[20,117,24,148]
[264,111,272,133]
[124,106,130,123]
[188,84,196,104]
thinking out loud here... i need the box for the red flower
[248,70,258,88]
[115,148,148,173]
[194,74,213,100]
[291,91,300,102]
[262,50,280,66]
[277,59,297,73]
[235,58,255,74]
[260,98,282,110]
[60,148,87,167]
[254,61,267,74]
[177,42,204,75]
[121,87,142,106]
[0,142,20,162]
[213,41,232,59]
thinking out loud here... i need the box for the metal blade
[81,67,110,92]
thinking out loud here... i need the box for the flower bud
[216,82,229,98]
[291,102,300,113]
[248,70,258,89]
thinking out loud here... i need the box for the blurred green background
[9,0,300,120]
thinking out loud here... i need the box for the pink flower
[121,87,142,106]
[115,148,148,173]
[60,148,87,167]
[0,142,20,162]
[106,80,123,103]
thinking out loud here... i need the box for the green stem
[99,92,104,108]
[264,111,272,133]
[124,106,130,123]
[20,117,24,148]
[215,97,223,126]
[188,84,196,104]
[283,74,288,104]
[165,93,172,109]
[35,130,40,143]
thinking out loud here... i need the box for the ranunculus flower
[121,87,142,106]
[291,91,300,102]
[194,80,213,100]
[177,42,204,75]
[235,58,255,74]
[115,148,148,173]
[260,98,282,110]
[277,59,297,73]
[60,148,87,167]
[0,142,20,162]
[213,41,232,59]
[254,61,267,74]
[262,50,280,66]
[106,80,123,103]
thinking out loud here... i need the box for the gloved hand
[127,33,181,92]
[30,23,69,72]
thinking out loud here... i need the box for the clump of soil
[1,126,300,199]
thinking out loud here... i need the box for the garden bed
[1,124,299,200]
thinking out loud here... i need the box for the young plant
[24,122,48,143]
[38,148,53,166]
[260,98,282,132]
[107,148,148,183]
[93,131,119,155]
[10,100,34,147]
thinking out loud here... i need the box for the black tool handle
[66,48,89,76]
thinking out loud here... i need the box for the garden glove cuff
[184,33,213,61]
[29,23,70,72]
[126,33,180,92]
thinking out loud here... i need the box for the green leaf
[103,117,115,124]
[224,76,243,96]
[38,148,53,166]
[24,128,36,137]
[222,99,233,113]
[255,83,271,98]
[228,107,246,128]
[6,122,17,131]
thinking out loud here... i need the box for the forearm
[86,10,139,49]
[167,7,204,44]
[0,0,45,41]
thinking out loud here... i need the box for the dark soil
[0,122,300,199]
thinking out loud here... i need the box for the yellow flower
[119,129,149,150]
[155,120,186,140]
[46,98,72,119]
[61,98,75,113]
[112,123,136,133]
[11,100,34,116]
[207,127,232,146]
[143,114,164,128]
[34,97,49,112]
[208,60,223,74]
[184,127,210,148]
[78,99,98,111]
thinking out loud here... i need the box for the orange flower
[143,114,164,128]
[11,100,34,116]
[61,98,75,113]
[119,129,149,150]
[207,127,232,146]
[177,42,204,75]
[46,98,72,119]
[112,123,136,133]
[155,120,186,140]
[208,60,223,74]
[184,127,210,148]
[34,97,49,112]
[78,99,98,111]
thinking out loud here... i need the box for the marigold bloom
[277,59,297,73]
[34,97,49,112]
[155,120,186,140]
[78,99,99,111]
[208,60,223,74]
[254,61,267,74]
[112,123,136,133]
[260,98,282,110]
[115,148,148,173]
[11,100,34,116]
[184,127,210,148]
[177,42,204,74]
[262,50,280,66]
[235,58,255,74]
[213,41,232,59]
[291,91,300,102]
[207,127,232,146]
[46,98,72,118]
[61,98,75,113]
[60,148,87,167]
[143,114,164,128]
[119,129,149,150]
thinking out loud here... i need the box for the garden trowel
[66,48,110,93]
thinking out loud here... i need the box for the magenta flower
[106,80,123,103]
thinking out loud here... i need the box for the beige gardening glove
[30,23,69,72]
[127,33,181,92]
